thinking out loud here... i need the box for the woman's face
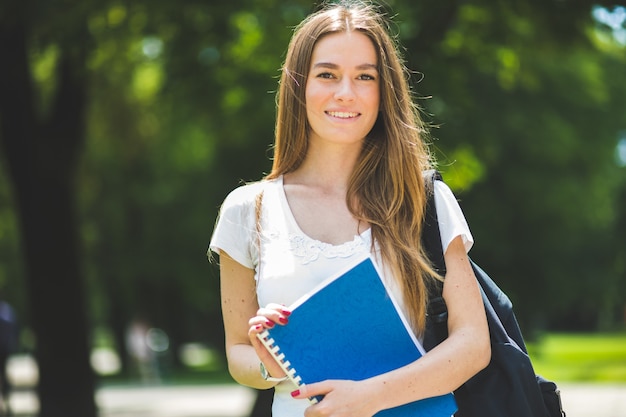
[305,31,380,148]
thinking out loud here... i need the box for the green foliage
[1,1,625,372]
[400,1,626,331]
[529,333,626,382]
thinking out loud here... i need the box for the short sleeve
[208,183,262,270]
[433,180,474,255]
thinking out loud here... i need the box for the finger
[260,304,292,319]
[247,320,278,346]
[291,381,332,400]
[248,316,276,329]
[265,302,290,313]
[255,304,291,325]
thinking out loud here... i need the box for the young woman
[209,2,490,416]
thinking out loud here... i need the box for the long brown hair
[266,0,439,335]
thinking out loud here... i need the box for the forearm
[365,328,490,413]
[361,236,491,408]
[227,343,283,390]
[220,253,287,390]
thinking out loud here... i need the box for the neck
[289,141,361,190]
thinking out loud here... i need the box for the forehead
[310,31,378,67]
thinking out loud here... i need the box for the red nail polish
[282,309,292,316]
[265,320,275,327]
[279,317,289,324]
[291,389,300,397]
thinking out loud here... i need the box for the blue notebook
[257,254,457,417]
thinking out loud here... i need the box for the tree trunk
[0,7,97,417]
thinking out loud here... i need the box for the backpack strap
[422,170,450,351]
[421,173,566,416]
[421,171,528,353]
[421,170,446,276]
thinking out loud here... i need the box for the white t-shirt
[209,175,473,417]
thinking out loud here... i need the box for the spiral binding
[257,329,319,404]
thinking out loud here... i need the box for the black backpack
[421,170,565,417]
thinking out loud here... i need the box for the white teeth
[327,111,359,119]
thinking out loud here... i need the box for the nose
[334,78,356,101]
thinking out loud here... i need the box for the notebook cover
[257,254,457,417]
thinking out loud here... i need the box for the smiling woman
[208,2,490,417]
[305,31,380,149]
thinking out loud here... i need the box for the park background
[0,0,625,416]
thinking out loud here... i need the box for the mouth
[326,111,360,119]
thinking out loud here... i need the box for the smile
[326,111,360,119]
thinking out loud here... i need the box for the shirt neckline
[275,175,372,248]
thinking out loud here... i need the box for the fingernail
[281,309,292,316]
[255,324,263,330]
[291,389,300,397]
[279,317,289,324]
[265,320,275,327]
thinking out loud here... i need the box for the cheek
[372,86,381,109]
[304,86,323,125]
[356,84,379,108]
[305,83,324,108]
[366,88,381,115]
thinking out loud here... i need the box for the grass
[95,332,626,387]
[528,332,626,383]
[156,333,626,385]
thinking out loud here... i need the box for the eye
[358,73,377,81]
[316,72,335,79]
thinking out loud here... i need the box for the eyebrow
[312,62,378,71]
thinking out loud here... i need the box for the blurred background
[0,0,625,416]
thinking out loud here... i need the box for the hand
[292,380,380,417]
[248,303,291,378]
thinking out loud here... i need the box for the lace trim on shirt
[262,230,368,265]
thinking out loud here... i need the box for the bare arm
[219,251,290,389]
[293,236,491,416]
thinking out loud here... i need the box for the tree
[395,0,626,331]
[0,1,97,416]
[0,4,624,417]
[77,0,317,368]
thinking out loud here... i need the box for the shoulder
[434,178,472,213]
[220,179,278,209]
[210,180,279,265]
[432,179,474,253]
[433,178,455,199]
[222,181,264,203]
